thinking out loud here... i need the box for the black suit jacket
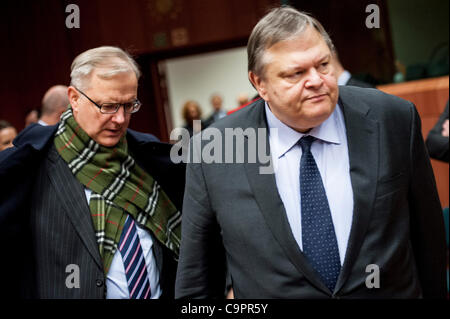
[175,86,447,298]
[346,76,376,89]
[0,124,185,298]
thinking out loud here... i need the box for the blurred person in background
[182,100,203,137]
[236,92,249,107]
[330,50,375,88]
[204,93,226,127]
[426,100,449,163]
[38,85,69,126]
[0,120,17,151]
[24,108,39,127]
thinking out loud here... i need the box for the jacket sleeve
[175,135,227,299]
[408,103,447,298]
[0,143,38,298]
[425,101,449,162]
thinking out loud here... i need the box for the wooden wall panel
[378,76,449,207]
[0,0,73,131]
[0,0,277,138]
[291,0,396,85]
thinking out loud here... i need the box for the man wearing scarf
[0,46,185,299]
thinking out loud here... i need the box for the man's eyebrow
[317,53,331,62]
[103,99,137,104]
[277,53,332,77]
[101,96,138,104]
[278,65,305,76]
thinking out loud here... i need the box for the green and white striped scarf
[54,107,181,273]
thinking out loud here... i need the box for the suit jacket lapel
[334,88,379,294]
[243,101,331,295]
[46,144,103,271]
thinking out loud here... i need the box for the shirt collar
[338,70,351,86]
[37,119,49,126]
[265,101,342,159]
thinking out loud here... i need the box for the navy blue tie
[299,135,341,292]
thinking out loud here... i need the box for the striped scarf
[54,107,181,273]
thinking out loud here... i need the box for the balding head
[40,85,69,125]
[237,92,249,106]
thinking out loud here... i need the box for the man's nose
[304,68,323,88]
[112,106,126,124]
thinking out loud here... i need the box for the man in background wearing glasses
[0,46,184,299]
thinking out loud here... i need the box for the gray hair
[247,6,334,78]
[70,46,141,90]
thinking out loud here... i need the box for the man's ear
[67,86,79,112]
[249,71,268,101]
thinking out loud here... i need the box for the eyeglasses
[75,87,141,114]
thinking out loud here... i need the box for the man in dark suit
[0,46,185,299]
[175,6,446,298]
[330,50,375,88]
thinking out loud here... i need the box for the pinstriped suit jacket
[0,124,184,299]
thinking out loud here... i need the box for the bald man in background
[236,92,249,107]
[38,85,69,126]
[330,51,375,88]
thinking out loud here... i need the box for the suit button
[96,279,103,287]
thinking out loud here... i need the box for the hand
[442,119,449,137]
[226,287,234,299]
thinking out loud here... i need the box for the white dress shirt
[84,188,162,299]
[338,70,352,86]
[265,102,353,265]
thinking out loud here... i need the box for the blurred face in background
[237,92,249,106]
[211,95,223,111]
[68,69,137,147]
[0,126,17,151]
[184,102,201,122]
[25,110,38,127]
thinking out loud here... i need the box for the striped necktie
[118,214,152,299]
[299,135,341,292]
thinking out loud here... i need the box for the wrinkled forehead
[85,70,138,102]
[80,58,138,90]
[261,27,330,73]
[0,126,17,138]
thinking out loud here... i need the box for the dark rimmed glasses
[75,87,141,114]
